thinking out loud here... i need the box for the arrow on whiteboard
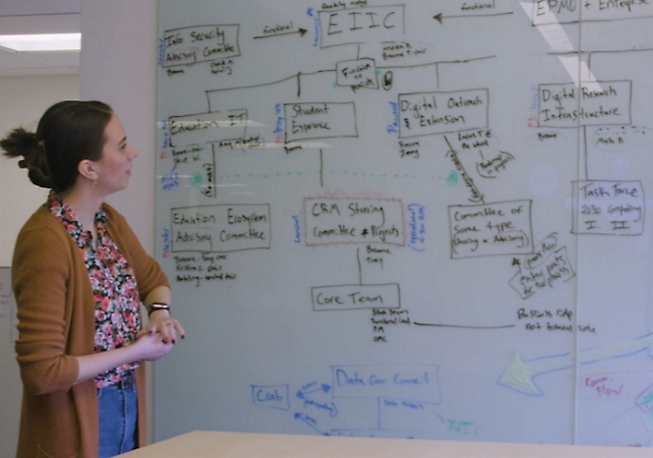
[433,12,513,24]
[296,383,331,399]
[294,412,330,436]
[253,28,308,39]
[499,333,653,396]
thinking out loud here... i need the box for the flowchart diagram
[155,0,653,446]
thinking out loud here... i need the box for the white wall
[0,75,80,264]
[79,0,158,246]
[79,0,160,444]
[0,73,79,458]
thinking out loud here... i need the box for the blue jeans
[97,371,138,458]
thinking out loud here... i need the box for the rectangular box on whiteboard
[168,110,248,147]
[572,181,644,235]
[336,58,379,90]
[532,0,653,25]
[171,204,271,253]
[448,200,533,258]
[311,283,401,311]
[331,364,440,403]
[161,25,240,67]
[284,102,358,142]
[538,81,632,128]
[304,197,405,246]
[318,6,405,48]
[398,89,489,138]
[251,384,290,411]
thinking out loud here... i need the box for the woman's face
[93,114,138,195]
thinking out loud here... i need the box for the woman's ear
[77,159,98,183]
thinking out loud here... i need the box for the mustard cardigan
[12,203,170,458]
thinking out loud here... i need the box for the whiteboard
[154,0,653,446]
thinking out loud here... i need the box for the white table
[121,431,652,457]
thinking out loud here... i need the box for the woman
[1,100,184,458]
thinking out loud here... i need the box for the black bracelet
[147,303,170,316]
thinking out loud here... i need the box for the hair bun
[1,128,53,188]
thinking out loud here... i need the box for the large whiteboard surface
[155,0,653,446]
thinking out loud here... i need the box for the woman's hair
[0,100,114,193]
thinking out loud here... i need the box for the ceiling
[0,0,81,76]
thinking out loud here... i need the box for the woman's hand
[131,332,174,361]
[137,310,185,345]
[75,326,178,383]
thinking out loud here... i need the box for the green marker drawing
[447,170,458,187]
[190,172,203,188]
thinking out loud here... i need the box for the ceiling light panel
[0,33,81,52]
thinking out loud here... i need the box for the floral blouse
[49,195,141,388]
